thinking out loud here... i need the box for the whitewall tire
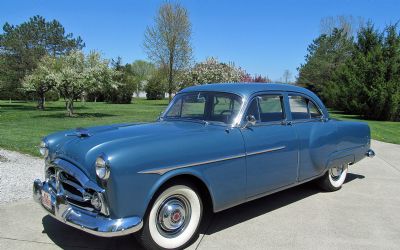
[319,164,348,192]
[138,184,203,250]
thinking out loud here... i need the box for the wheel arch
[144,172,215,217]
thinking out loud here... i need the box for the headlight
[95,155,110,180]
[39,141,49,158]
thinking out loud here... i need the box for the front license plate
[41,191,52,210]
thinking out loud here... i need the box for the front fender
[105,167,214,219]
[144,168,216,213]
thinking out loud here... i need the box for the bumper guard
[33,179,143,237]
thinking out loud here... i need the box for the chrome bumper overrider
[33,179,143,237]
[366,149,375,158]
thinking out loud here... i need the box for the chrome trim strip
[246,146,286,156]
[138,153,246,175]
[139,146,286,175]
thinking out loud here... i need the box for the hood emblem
[66,128,91,138]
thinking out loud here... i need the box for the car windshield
[163,91,243,124]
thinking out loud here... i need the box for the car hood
[45,121,208,179]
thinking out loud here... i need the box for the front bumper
[33,179,143,237]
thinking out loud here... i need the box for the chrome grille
[45,160,109,216]
[58,170,95,211]
[45,165,96,212]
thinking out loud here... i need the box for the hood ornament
[66,128,91,138]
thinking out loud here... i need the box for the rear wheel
[138,184,203,250]
[318,164,348,192]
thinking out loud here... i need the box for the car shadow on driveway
[41,173,364,249]
[203,173,365,235]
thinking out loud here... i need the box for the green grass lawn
[0,99,169,156]
[330,111,400,145]
[0,100,399,157]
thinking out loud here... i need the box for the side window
[308,101,322,118]
[289,95,309,119]
[289,95,323,120]
[258,95,285,122]
[245,98,260,121]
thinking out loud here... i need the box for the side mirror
[242,115,257,129]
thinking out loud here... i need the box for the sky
[1,0,399,81]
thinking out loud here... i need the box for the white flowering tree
[179,57,247,89]
[56,50,118,116]
[22,55,60,110]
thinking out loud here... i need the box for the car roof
[179,83,311,98]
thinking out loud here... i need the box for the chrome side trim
[246,146,286,156]
[139,146,286,175]
[138,154,246,175]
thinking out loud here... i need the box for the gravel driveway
[0,149,44,204]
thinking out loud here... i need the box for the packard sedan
[33,83,374,249]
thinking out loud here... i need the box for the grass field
[0,100,399,157]
[0,99,169,156]
[330,111,400,145]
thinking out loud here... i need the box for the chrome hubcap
[156,195,191,238]
[330,164,344,180]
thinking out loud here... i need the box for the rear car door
[240,93,299,198]
[288,93,337,180]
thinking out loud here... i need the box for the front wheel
[138,184,203,250]
[318,164,348,192]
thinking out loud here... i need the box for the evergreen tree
[0,15,84,100]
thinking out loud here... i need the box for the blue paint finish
[292,120,338,180]
[42,83,372,221]
[242,124,298,197]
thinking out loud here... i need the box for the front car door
[240,92,299,199]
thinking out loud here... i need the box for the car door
[287,93,337,181]
[240,93,299,198]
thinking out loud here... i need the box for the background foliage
[0,15,84,100]
[298,23,400,121]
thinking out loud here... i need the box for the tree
[144,2,192,101]
[241,73,271,82]
[320,15,364,38]
[55,51,118,116]
[282,70,292,83]
[129,60,156,97]
[179,57,247,88]
[297,28,353,104]
[0,15,84,100]
[103,57,135,104]
[331,23,400,121]
[22,55,59,109]
[145,69,167,100]
[300,21,400,121]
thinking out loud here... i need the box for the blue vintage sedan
[33,83,375,249]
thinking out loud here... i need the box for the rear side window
[258,95,285,122]
[289,95,322,120]
[308,101,322,118]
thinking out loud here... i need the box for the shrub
[145,71,166,100]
